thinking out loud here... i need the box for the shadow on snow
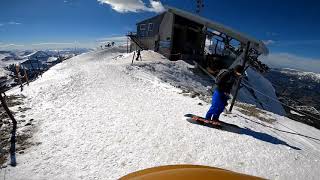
[185,114,301,150]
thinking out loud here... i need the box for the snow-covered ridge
[1,48,320,180]
[280,68,320,83]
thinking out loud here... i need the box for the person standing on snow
[136,49,142,61]
[205,65,244,123]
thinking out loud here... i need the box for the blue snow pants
[205,89,228,120]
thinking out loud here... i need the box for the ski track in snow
[1,49,320,180]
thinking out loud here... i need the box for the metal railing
[126,32,148,50]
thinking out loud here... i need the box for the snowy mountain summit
[280,68,320,83]
[2,48,320,179]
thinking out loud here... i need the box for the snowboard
[184,114,223,128]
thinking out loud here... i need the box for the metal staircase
[127,32,148,50]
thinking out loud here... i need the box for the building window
[148,23,154,31]
[140,24,146,30]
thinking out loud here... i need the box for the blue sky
[0,0,320,72]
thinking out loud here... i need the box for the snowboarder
[136,49,142,61]
[205,65,244,122]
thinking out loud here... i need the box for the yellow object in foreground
[120,165,265,180]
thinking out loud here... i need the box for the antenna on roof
[195,0,204,14]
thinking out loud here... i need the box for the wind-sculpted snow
[1,50,320,180]
[238,68,286,116]
[125,60,213,102]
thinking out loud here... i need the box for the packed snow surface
[1,49,320,180]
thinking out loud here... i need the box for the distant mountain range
[0,48,92,91]
[0,48,92,61]
[264,68,320,128]
[0,48,92,67]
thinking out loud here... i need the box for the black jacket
[216,69,237,94]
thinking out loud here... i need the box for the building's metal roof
[166,6,269,55]
[136,12,166,25]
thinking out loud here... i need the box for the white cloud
[278,39,320,46]
[149,0,165,13]
[0,41,99,50]
[261,53,320,73]
[263,40,275,45]
[97,36,128,45]
[31,42,74,46]
[8,21,22,25]
[30,42,79,50]
[0,44,25,49]
[97,36,126,42]
[97,0,165,13]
